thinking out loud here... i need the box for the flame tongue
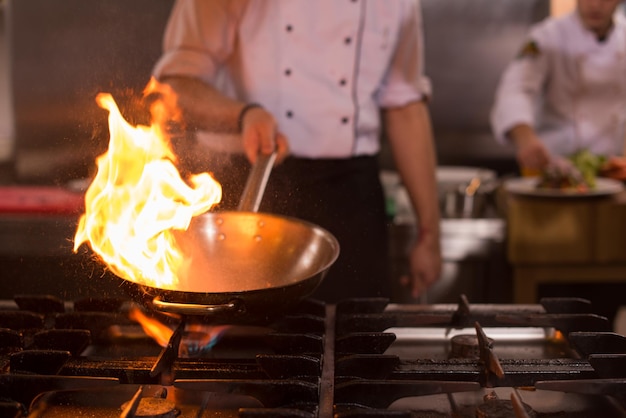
[129,307,229,354]
[74,86,222,289]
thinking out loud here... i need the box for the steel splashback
[5,0,174,183]
[420,0,547,168]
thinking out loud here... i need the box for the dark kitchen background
[2,0,624,328]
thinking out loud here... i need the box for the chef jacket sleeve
[376,0,432,108]
[152,0,243,85]
[490,30,550,144]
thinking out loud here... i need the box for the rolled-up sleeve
[490,33,549,143]
[152,0,240,85]
[376,0,431,108]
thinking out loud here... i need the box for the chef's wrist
[508,124,538,148]
[237,103,263,133]
[417,226,439,244]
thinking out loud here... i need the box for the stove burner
[120,397,178,418]
[449,334,492,359]
[1,294,625,416]
[475,391,537,418]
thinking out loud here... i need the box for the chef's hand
[508,124,551,175]
[401,231,442,300]
[239,105,289,164]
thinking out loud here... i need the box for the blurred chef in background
[490,0,626,179]
[151,0,442,302]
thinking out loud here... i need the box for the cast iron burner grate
[0,294,625,417]
[332,296,626,417]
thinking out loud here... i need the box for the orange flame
[73,79,222,289]
[129,306,229,354]
[129,306,173,347]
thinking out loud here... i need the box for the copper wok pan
[121,153,340,324]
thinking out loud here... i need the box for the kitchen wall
[5,0,175,183]
[379,0,548,175]
[2,0,548,183]
[0,0,13,177]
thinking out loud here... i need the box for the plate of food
[503,176,624,197]
[504,149,624,197]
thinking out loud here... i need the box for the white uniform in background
[491,10,626,157]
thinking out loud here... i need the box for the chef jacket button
[285,68,292,76]
[344,37,352,45]
[339,79,347,86]
[286,24,293,32]
[286,110,294,118]
[341,117,349,124]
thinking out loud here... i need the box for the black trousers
[201,153,391,303]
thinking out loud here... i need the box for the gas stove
[0,294,625,417]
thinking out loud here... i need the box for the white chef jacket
[152,0,431,159]
[490,11,626,157]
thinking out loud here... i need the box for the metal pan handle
[151,296,241,315]
[237,151,277,213]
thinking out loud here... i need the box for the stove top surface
[0,294,625,417]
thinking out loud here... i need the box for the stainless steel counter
[0,1,13,165]
[441,218,506,260]
[0,214,78,257]
[389,218,511,305]
[0,212,511,304]
[0,213,127,300]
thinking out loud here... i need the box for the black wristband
[237,103,263,133]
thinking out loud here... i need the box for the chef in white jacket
[490,0,626,176]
